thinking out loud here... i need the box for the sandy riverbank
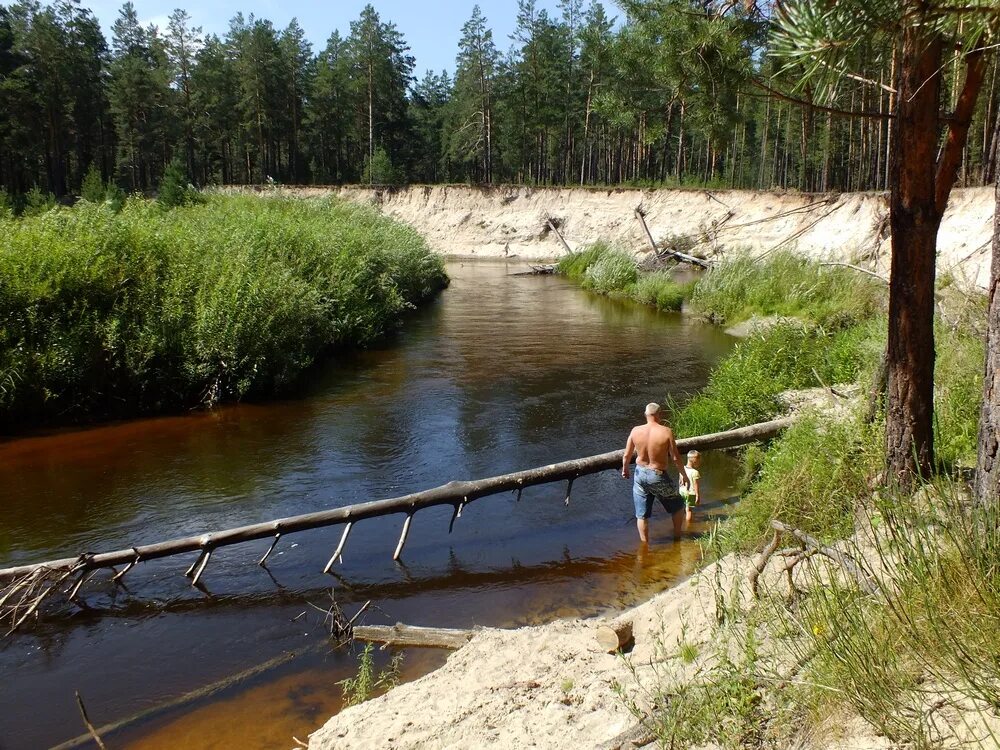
[259,185,995,289]
[306,550,887,750]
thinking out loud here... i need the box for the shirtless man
[621,403,690,543]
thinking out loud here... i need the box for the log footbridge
[0,418,792,634]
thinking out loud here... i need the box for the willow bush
[0,195,447,429]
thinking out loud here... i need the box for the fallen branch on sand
[748,520,879,599]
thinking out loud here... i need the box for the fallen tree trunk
[353,623,476,649]
[547,219,573,254]
[0,418,793,587]
[634,209,710,268]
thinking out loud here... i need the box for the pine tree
[448,6,499,183]
[165,9,201,182]
[345,5,415,183]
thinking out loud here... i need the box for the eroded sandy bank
[270,185,995,289]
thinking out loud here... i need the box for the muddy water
[0,261,736,749]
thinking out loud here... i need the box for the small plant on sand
[338,643,404,707]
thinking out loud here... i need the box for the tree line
[1,0,999,199]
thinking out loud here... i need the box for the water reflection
[0,261,735,749]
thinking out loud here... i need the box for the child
[679,450,702,526]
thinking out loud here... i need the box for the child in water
[679,450,702,526]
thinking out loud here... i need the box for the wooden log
[547,219,573,254]
[0,418,794,583]
[353,623,476,649]
[595,618,633,653]
[635,209,710,268]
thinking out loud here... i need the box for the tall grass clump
[633,271,690,312]
[556,241,611,282]
[0,195,447,430]
[672,319,884,438]
[583,248,638,294]
[689,251,885,328]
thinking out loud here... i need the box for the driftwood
[353,623,476,649]
[0,417,793,632]
[74,692,107,750]
[634,209,710,268]
[747,519,879,599]
[547,219,573,254]
[52,647,313,750]
[599,720,657,750]
[595,618,633,653]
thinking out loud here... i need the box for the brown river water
[0,261,736,749]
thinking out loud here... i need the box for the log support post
[393,514,413,562]
[565,477,574,507]
[190,549,212,588]
[259,533,281,568]
[324,523,353,574]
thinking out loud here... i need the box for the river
[0,261,735,749]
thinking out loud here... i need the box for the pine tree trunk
[885,26,944,485]
[976,169,1000,504]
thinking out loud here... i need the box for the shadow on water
[0,261,737,749]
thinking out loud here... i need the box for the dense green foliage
[689,252,885,328]
[671,320,883,438]
[0,195,447,429]
[557,243,688,311]
[2,1,998,198]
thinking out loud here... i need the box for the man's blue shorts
[633,465,685,519]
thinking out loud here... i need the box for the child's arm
[692,474,701,505]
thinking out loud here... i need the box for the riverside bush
[689,251,885,327]
[633,271,689,311]
[0,195,447,429]
[672,319,884,438]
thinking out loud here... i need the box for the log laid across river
[0,417,793,583]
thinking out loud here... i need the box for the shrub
[583,249,638,294]
[633,271,689,311]
[363,146,399,186]
[22,185,55,216]
[689,251,885,328]
[157,157,201,208]
[80,164,106,203]
[0,195,447,429]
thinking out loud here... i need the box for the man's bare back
[629,422,678,471]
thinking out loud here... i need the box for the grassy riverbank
[0,195,447,431]
[558,244,996,746]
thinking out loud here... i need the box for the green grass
[0,194,447,430]
[717,414,883,553]
[672,318,885,438]
[688,251,885,328]
[557,242,687,311]
[633,271,690,312]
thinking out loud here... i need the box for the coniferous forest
[2,0,999,200]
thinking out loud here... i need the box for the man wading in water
[621,403,690,543]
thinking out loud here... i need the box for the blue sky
[82,1,612,76]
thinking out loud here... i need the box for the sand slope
[302,185,994,289]
[307,554,884,750]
